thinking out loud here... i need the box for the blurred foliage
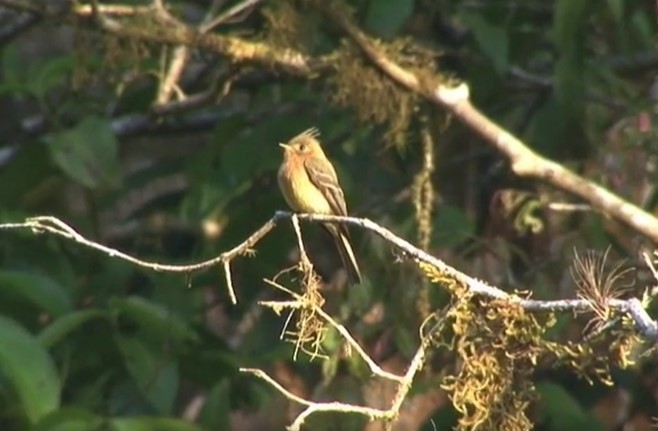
[0,0,657,430]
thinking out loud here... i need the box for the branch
[247,283,438,430]
[308,1,658,245]
[0,215,280,304]
[245,273,438,430]
[290,213,658,340]
[2,211,658,429]
[260,280,404,383]
[154,0,252,105]
[0,11,39,44]
[2,212,657,338]
[240,367,396,430]
[0,0,323,76]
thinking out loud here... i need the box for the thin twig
[200,0,266,33]
[546,202,592,212]
[290,214,310,266]
[261,279,405,383]
[245,292,446,430]
[241,367,393,431]
[223,260,237,304]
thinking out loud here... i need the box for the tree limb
[308,0,658,244]
[1,212,657,338]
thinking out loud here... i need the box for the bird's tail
[327,226,362,285]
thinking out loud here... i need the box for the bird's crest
[295,127,320,141]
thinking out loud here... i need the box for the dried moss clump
[328,39,439,146]
[421,262,538,430]
[419,262,637,431]
[271,259,327,361]
[443,296,542,431]
[262,0,318,53]
[72,24,155,92]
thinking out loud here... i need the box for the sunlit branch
[2,212,657,337]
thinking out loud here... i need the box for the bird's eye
[299,144,307,152]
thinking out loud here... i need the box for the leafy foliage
[0,0,657,430]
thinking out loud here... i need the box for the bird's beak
[279,143,291,150]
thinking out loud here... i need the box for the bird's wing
[303,157,348,217]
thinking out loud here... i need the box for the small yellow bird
[277,128,362,284]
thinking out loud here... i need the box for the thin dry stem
[262,279,404,383]
[571,248,634,333]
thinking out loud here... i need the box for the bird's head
[279,127,325,158]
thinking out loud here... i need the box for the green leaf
[199,379,231,430]
[110,296,197,344]
[111,417,205,431]
[38,310,108,348]
[220,111,304,186]
[114,335,179,414]
[461,12,509,74]
[347,275,374,312]
[43,116,122,189]
[433,205,474,247]
[552,0,591,118]
[32,55,75,100]
[0,45,27,97]
[394,324,417,356]
[0,270,73,317]
[33,407,103,431]
[553,0,591,51]
[0,315,60,423]
[0,142,58,206]
[527,96,568,156]
[630,9,655,49]
[364,0,414,38]
[606,0,624,23]
[537,382,603,431]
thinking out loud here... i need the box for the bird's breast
[278,164,333,214]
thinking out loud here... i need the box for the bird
[277,127,362,285]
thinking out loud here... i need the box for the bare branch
[156,45,191,105]
[0,215,278,303]
[2,212,657,338]
[0,12,38,44]
[241,367,393,431]
[290,215,310,266]
[200,0,266,33]
[261,279,404,383]
[247,277,441,430]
